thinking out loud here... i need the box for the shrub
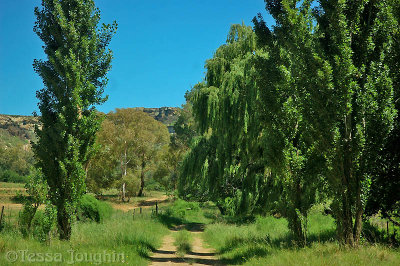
[19,203,38,237]
[0,169,28,183]
[77,194,113,223]
[31,204,57,242]
[165,199,200,219]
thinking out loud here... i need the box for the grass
[203,206,400,265]
[174,229,192,257]
[247,243,400,266]
[0,182,25,188]
[0,182,170,265]
[1,182,400,265]
[0,210,169,265]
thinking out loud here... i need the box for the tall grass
[247,243,400,266]
[174,229,192,257]
[0,210,168,265]
[203,206,400,265]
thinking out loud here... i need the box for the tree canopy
[179,0,399,247]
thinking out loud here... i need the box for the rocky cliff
[0,107,180,144]
[0,114,39,143]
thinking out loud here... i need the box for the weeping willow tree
[179,24,266,215]
[179,24,323,246]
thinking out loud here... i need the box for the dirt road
[150,225,222,266]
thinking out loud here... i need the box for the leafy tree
[180,22,324,245]
[154,94,197,192]
[179,24,268,215]
[87,109,170,198]
[86,116,121,195]
[257,0,397,246]
[366,0,400,226]
[173,90,198,148]
[32,0,116,240]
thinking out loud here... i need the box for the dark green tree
[259,0,397,246]
[366,0,400,226]
[32,0,116,240]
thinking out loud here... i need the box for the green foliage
[0,169,28,183]
[24,168,48,207]
[1,211,169,265]
[87,109,170,198]
[19,168,49,237]
[77,194,113,223]
[31,205,57,243]
[120,171,141,200]
[164,199,200,220]
[179,22,323,245]
[19,204,38,237]
[153,143,184,192]
[256,0,398,246]
[181,0,399,248]
[32,0,116,240]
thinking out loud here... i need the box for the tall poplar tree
[259,0,397,246]
[32,0,116,240]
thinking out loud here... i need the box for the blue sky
[0,0,272,115]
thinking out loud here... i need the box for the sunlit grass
[203,207,400,265]
[0,209,168,265]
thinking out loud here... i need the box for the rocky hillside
[0,107,180,144]
[0,114,39,143]
[136,107,180,127]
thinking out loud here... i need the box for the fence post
[156,201,158,215]
[140,207,142,215]
[133,208,135,220]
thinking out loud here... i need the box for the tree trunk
[337,175,355,247]
[353,177,363,245]
[121,182,126,202]
[341,202,355,246]
[57,206,72,241]
[137,161,145,197]
[339,116,356,247]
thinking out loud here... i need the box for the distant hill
[0,114,39,143]
[0,107,180,145]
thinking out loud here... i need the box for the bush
[19,203,57,242]
[77,194,113,223]
[31,205,57,242]
[0,169,28,183]
[19,203,38,237]
[165,199,200,219]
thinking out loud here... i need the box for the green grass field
[1,182,399,265]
